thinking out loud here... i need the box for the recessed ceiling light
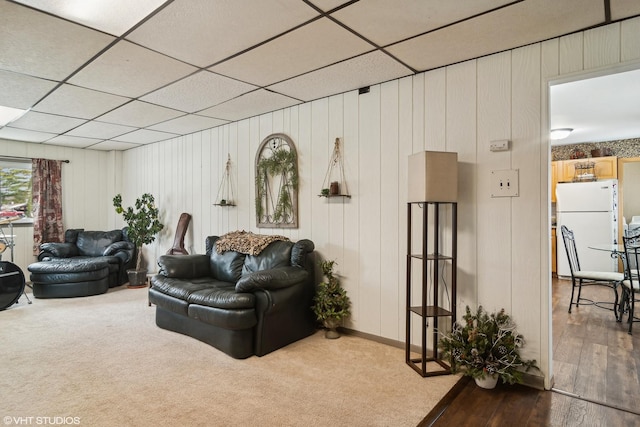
[0,106,29,126]
[550,128,573,140]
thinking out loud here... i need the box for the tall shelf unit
[406,201,457,377]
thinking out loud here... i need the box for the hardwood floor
[419,277,640,426]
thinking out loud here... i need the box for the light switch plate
[490,139,510,152]
[491,169,519,197]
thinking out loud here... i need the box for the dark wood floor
[419,277,640,426]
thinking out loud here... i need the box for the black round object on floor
[0,261,25,310]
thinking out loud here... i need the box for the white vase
[474,374,498,389]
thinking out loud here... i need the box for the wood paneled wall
[118,18,640,388]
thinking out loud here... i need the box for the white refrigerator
[556,179,618,277]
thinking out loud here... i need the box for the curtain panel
[32,159,63,255]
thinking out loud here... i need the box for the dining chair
[560,225,624,321]
[621,229,640,334]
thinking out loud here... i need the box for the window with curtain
[0,158,32,224]
[32,159,63,255]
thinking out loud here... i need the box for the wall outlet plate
[491,169,519,197]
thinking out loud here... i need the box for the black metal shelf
[406,201,457,377]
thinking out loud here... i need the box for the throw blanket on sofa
[216,231,290,256]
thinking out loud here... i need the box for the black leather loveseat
[149,233,316,359]
[37,228,136,287]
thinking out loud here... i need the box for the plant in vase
[113,193,164,288]
[439,305,538,389]
[311,260,351,339]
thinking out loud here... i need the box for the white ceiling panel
[199,89,301,122]
[112,129,177,144]
[8,111,86,134]
[14,0,168,36]
[126,0,320,67]
[307,0,353,12]
[387,0,605,71]
[0,127,56,143]
[89,140,141,151]
[68,41,197,98]
[141,71,257,113]
[0,1,115,80]
[332,0,514,46]
[210,18,374,87]
[148,114,229,134]
[96,101,184,128]
[66,121,136,139]
[0,71,58,110]
[32,84,131,119]
[267,51,412,102]
[44,135,102,148]
[611,0,640,20]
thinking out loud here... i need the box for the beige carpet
[1,287,459,427]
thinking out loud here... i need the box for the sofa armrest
[236,266,308,292]
[157,254,210,279]
[104,241,136,264]
[38,242,79,260]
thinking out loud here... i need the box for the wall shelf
[214,154,236,207]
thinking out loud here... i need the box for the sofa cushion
[242,240,292,275]
[151,277,215,300]
[76,230,122,257]
[209,244,245,282]
[188,285,255,309]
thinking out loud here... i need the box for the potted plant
[311,260,351,339]
[113,193,164,288]
[439,305,538,389]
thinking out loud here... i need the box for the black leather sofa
[149,235,316,359]
[37,228,136,287]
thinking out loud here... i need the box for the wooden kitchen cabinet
[551,161,558,203]
[558,156,617,182]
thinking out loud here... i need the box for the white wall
[0,139,117,274]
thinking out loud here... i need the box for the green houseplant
[312,260,351,339]
[439,305,538,389]
[113,193,164,287]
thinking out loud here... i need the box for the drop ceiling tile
[209,18,374,87]
[68,40,197,98]
[44,135,103,148]
[611,0,640,20]
[0,2,115,80]
[199,89,301,122]
[112,129,177,144]
[0,71,58,110]
[32,84,131,120]
[0,127,56,143]
[332,0,513,46]
[267,51,412,102]
[148,115,228,134]
[387,0,605,71]
[8,111,86,134]
[97,101,184,128]
[66,121,137,139]
[141,71,257,113]
[307,0,353,12]
[90,140,141,151]
[127,0,319,67]
[14,0,167,36]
